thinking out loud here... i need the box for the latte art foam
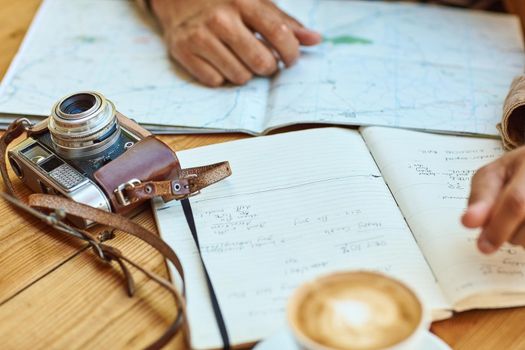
[289,272,423,350]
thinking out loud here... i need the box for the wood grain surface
[1,1,524,349]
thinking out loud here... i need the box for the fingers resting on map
[150,0,322,86]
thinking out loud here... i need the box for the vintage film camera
[7,91,230,227]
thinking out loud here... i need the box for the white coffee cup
[287,271,430,350]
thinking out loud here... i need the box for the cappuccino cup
[287,271,429,350]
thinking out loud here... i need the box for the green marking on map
[323,35,373,45]
[75,35,98,44]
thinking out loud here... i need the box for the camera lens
[59,93,97,116]
[49,92,121,159]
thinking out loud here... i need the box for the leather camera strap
[0,119,189,348]
[125,162,232,203]
[0,118,35,196]
[6,192,190,350]
[0,118,232,349]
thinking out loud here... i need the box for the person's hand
[150,0,322,86]
[462,146,525,254]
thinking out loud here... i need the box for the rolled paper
[500,75,525,150]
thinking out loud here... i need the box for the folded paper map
[0,0,522,135]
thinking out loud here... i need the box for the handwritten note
[361,127,525,309]
[154,128,448,349]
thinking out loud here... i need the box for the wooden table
[1,1,525,349]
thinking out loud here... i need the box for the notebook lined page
[154,128,448,349]
[361,127,525,307]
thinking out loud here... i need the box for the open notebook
[154,127,525,350]
[0,0,522,135]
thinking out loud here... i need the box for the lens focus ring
[49,92,121,159]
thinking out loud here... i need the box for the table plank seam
[0,244,89,307]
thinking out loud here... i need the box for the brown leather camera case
[94,135,182,215]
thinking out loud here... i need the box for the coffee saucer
[253,328,452,350]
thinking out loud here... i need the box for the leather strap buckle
[114,178,141,206]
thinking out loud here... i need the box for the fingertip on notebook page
[477,237,498,255]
